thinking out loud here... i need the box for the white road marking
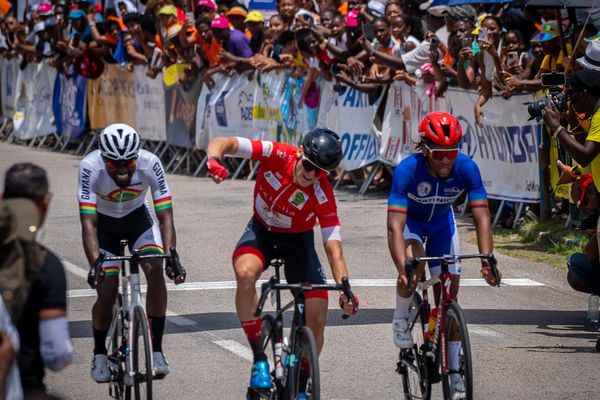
[63,260,90,280]
[66,278,545,298]
[212,340,254,362]
[469,324,504,339]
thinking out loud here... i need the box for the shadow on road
[68,308,599,340]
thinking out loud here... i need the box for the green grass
[470,218,588,269]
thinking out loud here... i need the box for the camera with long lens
[525,72,567,120]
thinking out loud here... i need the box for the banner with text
[252,71,286,142]
[446,88,540,202]
[87,64,136,129]
[1,58,20,118]
[135,67,167,141]
[164,79,202,148]
[317,84,380,171]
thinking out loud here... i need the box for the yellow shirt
[540,43,572,72]
[585,107,600,191]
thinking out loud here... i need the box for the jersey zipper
[427,181,439,222]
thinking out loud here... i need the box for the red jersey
[242,139,341,234]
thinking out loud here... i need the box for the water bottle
[588,294,599,323]
[274,342,283,379]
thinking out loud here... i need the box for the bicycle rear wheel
[260,314,284,399]
[399,293,431,400]
[441,301,472,400]
[287,326,320,400]
[131,305,153,400]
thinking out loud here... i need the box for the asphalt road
[1,141,599,400]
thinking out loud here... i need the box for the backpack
[0,199,47,323]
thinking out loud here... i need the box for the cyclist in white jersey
[76,123,186,383]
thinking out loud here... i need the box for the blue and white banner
[53,72,88,140]
[446,88,540,202]
[207,73,257,139]
[318,84,380,171]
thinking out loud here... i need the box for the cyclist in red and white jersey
[206,128,359,394]
[77,123,186,383]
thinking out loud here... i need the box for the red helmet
[419,112,462,147]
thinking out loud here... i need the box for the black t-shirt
[17,249,67,394]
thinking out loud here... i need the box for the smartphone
[541,72,566,87]
[429,37,439,52]
[506,51,519,68]
[185,11,195,23]
[460,36,471,49]
[478,27,488,42]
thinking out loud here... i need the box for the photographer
[543,69,600,180]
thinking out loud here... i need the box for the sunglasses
[301,156,327,176]
[425,145,459,161]
[103,157,137,170]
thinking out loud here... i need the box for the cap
[157,4,178,17]
[1,199,40,241]
[578,173,595,207]
[346,9,359,28]
[227,6,247,18]
[577,40,600,71]
[367,0,385,17]
[197,0,216,10]
[245,10,264,23]
[532,22,559,42]
[68,9,86,19]
[567,68,600,96]
[211,16,229,30]
[37,2,53,16]
[445,5,477,22]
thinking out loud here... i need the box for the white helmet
[99,123,140,160]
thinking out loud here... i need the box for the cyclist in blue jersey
[387,112,501,398]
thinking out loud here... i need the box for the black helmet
[302,128,343,171]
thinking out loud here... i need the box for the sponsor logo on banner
[239,90,254,121]
[340,132,379,161]
[264,171,282,190]
[313,182,328,205]
[215,91,228,126]
[289,189,309,209]
[417,182,432,197]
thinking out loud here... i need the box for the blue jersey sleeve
[459,156,488,208]
[388,156,416,213]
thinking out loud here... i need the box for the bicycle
[397,254,500,400]
[248,258,357,400]
[91,240,184,400]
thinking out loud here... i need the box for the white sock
[448,341,461,372]
[393,293,411,320]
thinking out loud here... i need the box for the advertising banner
[1,57,20,118]
[164,79,202,148]
[252,71,286,141]
[134,67,166,141]
[207,73,257,139]
[53,72,88,140]
[317,84,379,171]
[87,64,136,129]
[446,88,540,202]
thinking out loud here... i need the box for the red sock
[241,318,264,358]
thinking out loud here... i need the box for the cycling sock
[448,341,461,371]
[241,318,264,360]
[393,294,411,320]
[93,327,109,355]
[148,315,165,353]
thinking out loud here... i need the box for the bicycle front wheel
[287,326,320,400]
[441,301,472,400]
[131,305,153,400]
[110,294,126,399]
[399,293,430,400]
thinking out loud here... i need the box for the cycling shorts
[404,210,461,276]
[97,205,163,276]
[233,217,328,300]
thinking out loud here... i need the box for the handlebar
[90,248,184,288]
[404,253,501,287]
[254,276,357,318]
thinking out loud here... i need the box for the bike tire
[399,293,431,400]
[441,301,473,400]
[287,326,320,400]
[109,294,126,400]
[132,305,153,400]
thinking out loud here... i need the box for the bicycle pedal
[153,373,166,380]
